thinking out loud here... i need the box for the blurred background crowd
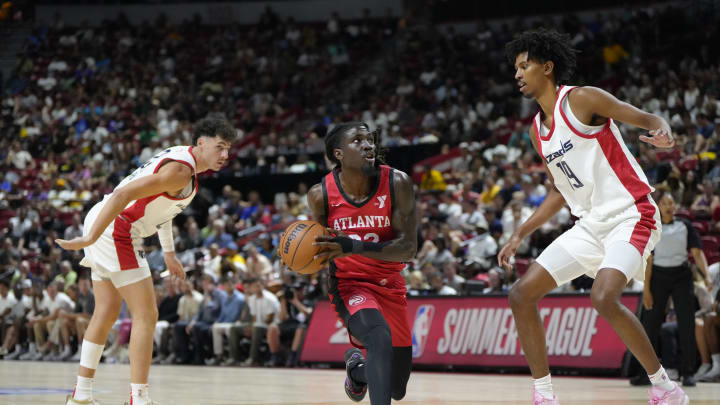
[0,1,719,379]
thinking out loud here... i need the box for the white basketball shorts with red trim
[536,204,661,286]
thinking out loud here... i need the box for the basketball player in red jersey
[55,117,236,405]
[308,122,417,405]
[499,30,687,404]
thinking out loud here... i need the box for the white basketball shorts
[536,204,661,286]
[80,203,151,288]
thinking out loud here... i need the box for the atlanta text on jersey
[332,215,391,231]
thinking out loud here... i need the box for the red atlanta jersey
[322,165,406,281]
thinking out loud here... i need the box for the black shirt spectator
[158,289,181,323]
[75,287,94,315]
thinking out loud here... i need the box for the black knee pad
[365,324,392,354]
[348,309,392,352]
[391,346,412,400]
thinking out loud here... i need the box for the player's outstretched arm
[567,86,675,149]
[55,162,193,251]
[314,170,418,263]
[498,125,566,269]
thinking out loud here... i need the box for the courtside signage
[301,294,639,369]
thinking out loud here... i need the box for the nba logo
[411,305,435,358]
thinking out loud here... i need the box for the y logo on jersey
[411,305,435,358]
[375,195,387,209]
[544,139,574,164]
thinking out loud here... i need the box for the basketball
[279,220,328,274]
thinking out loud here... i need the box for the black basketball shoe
[344,348,367,402]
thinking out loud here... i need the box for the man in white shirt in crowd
[1,280,33,359]
[245,244,273,281]
[0,279,17,351]
[203,243,222,281]
[226,277,279,366]
[464,223,498,272]
[27,280,75,360]
[18,282,49,360]
[429,271,458,295]
[449,199,487,233]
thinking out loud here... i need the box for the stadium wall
[37,0,402,26]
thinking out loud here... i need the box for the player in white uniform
[56,117,236,405]
[498,30,689,405]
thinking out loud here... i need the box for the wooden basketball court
[1,361,718,404]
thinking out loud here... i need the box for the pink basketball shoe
[648,383,689,405]
[532,387,559,405]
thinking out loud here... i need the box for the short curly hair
[324,122,386,167]
[505,28,578,85]
[192,116,237,144]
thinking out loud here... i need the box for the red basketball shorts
[328,271,411,348]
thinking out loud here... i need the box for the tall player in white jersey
[498,30,689,405]
[55,117,236,405]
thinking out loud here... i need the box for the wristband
[331,237,361,253]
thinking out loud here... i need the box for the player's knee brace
[392,386,407,400]
[348,309,392,356]
[364,324,392,357]
[391,346,412,400]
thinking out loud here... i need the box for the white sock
[533,374,554,399]
[73,376,93,401]
[14,344,21,352]
[696,363,711,375]
[131,383,150,404]
[29,343,36,352]
[712,353,720,368]
[648,366,675,391]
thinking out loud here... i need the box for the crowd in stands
[0,2,719,375]
[0,1,31,22]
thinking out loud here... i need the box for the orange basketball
[279,220,328,274]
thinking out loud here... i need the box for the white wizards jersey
[533,86,656,221]
[83,146,198,270]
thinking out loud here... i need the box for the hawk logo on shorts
[348,295,366,307]
[411,305,435,358]
[374,195,387,209]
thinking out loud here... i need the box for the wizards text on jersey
[544,139,574,164]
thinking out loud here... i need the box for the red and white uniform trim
[533,85,659,254]
[81,146,198,271]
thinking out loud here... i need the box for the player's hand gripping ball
[278,220,328,274]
